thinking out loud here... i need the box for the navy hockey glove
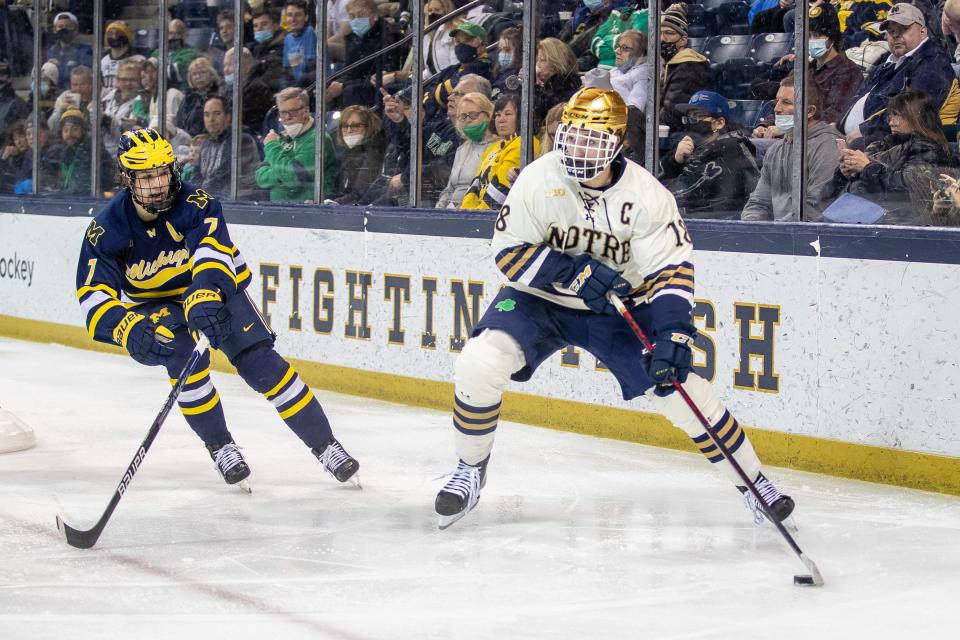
[562,255,632,315]
[184,288,232,349]
[647,322,696,395]
[116,313,175,367]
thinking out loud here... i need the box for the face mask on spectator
[809,39,829,59]
[169,38,184,50]
[224,73,235,85]
[462,121,488,142]
[351,17,372,37]
[498,52,514,68]
[775,113,795,132]
[660,41,679,61]
[108,35,128,49]
[283,115,313,138]
[343,133,364,148]
[684,120,714,137]
[617,57,637,73]
[254,29,273,43]
[455,43,478,64]
[427,13,442,25]
[583,0,604,10]
[55,28,75,44]
[31,79,52,96]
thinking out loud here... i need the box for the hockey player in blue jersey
[76,128,359,489]
[435,88,795,528]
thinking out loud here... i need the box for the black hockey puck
[794,575,816,586]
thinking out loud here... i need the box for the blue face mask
[617,58,635,73]
[498,52,514,68]
[583,0,604,9]
[224,73,235,85]
[809,39,829,59]
[775,114,795,132]
[254,29,273,43]
[350,17,371,37]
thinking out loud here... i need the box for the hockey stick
[608,295,824,587]
[55,335,210,549]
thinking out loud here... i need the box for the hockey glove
[116,313,175,367]
[561,255,632,315]
[184,288,232,349]
[647,322,696,396]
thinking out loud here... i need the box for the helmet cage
[553,122,622,181]
[121,162,182,215]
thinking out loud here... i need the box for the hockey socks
[167,348,232,445]
[232,345,333,448]
[452,396,500,465]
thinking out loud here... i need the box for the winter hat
[661,3,689,37]
[60,108,88,130]
[808,3,842,45]
[582,67,614,90]
[53,12,79,27]
[41,61,59,85]
[105,20,133,44]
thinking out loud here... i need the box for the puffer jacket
[659,47,711,133]
[659,129,760,219]
[830,132,958,224]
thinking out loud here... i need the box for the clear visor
[128,165,177,213]
[553,123,621,181]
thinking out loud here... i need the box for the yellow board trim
[4,313,960,496]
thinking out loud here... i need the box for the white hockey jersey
[492,150,694,323]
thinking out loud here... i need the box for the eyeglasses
[457,111,486,123]
[614,43,635,53]
[279,106,307,118]
[343,122,367,131]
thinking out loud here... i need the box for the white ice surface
[2,337,960,639]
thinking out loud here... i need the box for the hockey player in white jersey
[435,87,795,529]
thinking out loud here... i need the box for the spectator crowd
[3,0,960,225]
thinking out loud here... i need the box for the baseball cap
[450,21,487,41]
[881,3,926,30]
[675,91,731,119]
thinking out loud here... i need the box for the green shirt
[255,124,339,203]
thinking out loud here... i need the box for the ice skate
[436,457,488,530]
[739,472,795,528]
[206,442,251,493]
[312,438,361,487]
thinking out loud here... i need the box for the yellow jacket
[461,135,540,210]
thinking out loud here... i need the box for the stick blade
[799,553,825,586]
[56,514,101,549]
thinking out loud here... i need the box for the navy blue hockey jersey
[76,184,251,345]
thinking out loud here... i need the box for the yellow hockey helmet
[555,88,628,181]
[117,128,181,214]
[117,128,175,170]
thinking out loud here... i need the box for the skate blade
[235,479,252,494]
[438,511,468,530]
[347,474,362,490]
[437,502,478,530]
